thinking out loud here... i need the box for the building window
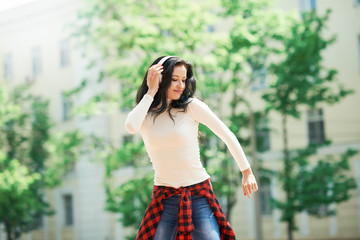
[250,63,267,91]
[161,29,171,36]
[122,135,133,144]
[60,40,70,68]
[32,46,42,76]
[299,0,316,12]
[63,194,73,226]
[33,213,43,229]
[260,177,273,216]
[207,25,215,32]
[62,93,73,121]
[256,117,270,152]
[307,182,332,217]
[307,108,325,144]
[3,53,13,80]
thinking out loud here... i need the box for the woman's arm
[125,63,163,134]
[188,98,258,198]
[124,93,154,134]
[188,98,250,171]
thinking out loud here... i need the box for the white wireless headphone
[157,56,175,83]
[158,56,175,65]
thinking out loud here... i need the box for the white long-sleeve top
[125,93,250,188]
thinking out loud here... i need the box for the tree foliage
[70,0,221,112]
[105,172,154,240]
[0,152,41,240]
[261,10,357,240]
[0,85,85,240]
[263,10,353,117]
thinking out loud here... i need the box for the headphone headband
[158,56,175,65]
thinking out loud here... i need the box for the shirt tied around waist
[136,178,236,240]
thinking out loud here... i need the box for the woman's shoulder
[186,97,210,120]
[187,96,208,110]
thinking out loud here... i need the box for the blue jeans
[153,194,220,240]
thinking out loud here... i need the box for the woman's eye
[172,79,186,82]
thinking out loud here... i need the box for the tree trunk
[250,112,263,240]
[282,114,293,240]
[4,221,14,240]
[226,192,236,220]
[222,89,238,221]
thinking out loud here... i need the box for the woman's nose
[178,80,184,88]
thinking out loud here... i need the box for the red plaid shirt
[136,178,236,240]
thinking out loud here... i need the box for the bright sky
[0,0,37,13]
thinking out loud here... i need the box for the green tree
[262,10,357,240]
[0,85,84,240]
[70,0,221,113]
[197,2,289,240]
[0,152,41,240]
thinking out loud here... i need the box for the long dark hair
[136,56,197,122]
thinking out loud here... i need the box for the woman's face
[166,64,187,102]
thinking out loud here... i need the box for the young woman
[125,56,258,240]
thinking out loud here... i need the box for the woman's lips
[174,90,183,94]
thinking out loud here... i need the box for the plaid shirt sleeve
[136,178,236,240]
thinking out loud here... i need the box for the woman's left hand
[241,168,258,199]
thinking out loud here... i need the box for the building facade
[0,0,359,239]
[0,0,123,239]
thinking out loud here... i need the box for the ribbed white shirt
[125,93,250,188]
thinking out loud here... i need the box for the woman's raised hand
[147,64,163,97]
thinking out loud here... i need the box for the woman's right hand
[147,64,163,97]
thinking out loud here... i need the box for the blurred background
[0,0,360,240]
